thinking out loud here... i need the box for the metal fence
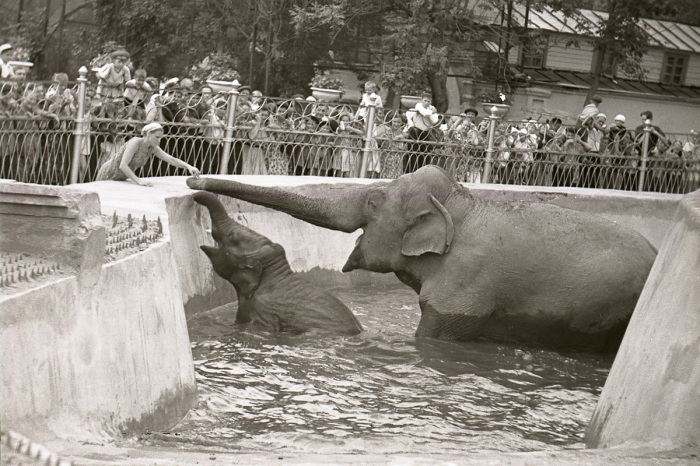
[1,67,699,194]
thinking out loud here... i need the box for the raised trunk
[193,191,238,234]
[189,178,370,233]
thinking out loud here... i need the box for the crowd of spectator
[1,45,698,193]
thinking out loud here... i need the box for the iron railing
[1,68,698,194]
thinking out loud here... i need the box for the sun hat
[111,49,130,60]
[8,61,34,70]
[463,108,478,116]
[141,122,164,135]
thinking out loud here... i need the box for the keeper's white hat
[141,122,164,135]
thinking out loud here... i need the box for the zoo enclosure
[1,67,698,194]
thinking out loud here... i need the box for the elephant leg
[416,298,490,341]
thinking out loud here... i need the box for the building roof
[523,68,700,100]
[473,0,700,54]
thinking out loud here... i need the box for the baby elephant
[193,191,362,336]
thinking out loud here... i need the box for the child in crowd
[355,81,383,123]
[123,69,152,120]
[332,112,363,177]
[96,49,131,100]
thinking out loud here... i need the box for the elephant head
[188,166,458,276]
[193,191,282,299]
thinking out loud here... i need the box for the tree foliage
[0,6,47,75]
[70,0,325,95]
[291,0,490,112]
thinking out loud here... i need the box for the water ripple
[170,284,611,454]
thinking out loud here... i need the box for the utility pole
[248,1,258,87]
[17,0,24,23]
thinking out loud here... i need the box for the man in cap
[448,107,480,146]
[607,114,629,146]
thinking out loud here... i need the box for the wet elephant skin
[188,166,657,352]
[193,191,362,336]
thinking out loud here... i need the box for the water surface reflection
[168,285,612,454]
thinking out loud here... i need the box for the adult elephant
[187,165,657,351]
[193,191,362,336]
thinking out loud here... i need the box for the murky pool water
[160,284,612,455]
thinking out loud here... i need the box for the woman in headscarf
[96,122,200,186]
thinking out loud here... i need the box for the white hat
[8,61,33,68]
[141,122,164,135]
[596,113,607,120]
[0,43,12,54]
[614,114,626,123]
[306,96,317,102]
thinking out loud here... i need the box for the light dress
[96,137,153,181]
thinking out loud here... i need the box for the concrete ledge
[0,182,105,284]
[586,190,700,449]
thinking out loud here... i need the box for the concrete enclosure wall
[586,191,700,449]
[1,182,197,441]
[0,176,687,445]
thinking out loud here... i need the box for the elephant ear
[230,260,263,299]
[401,193,454,256]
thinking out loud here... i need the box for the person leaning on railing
[95,49,131,100]
[95,122,200,186]
[682,130,700,192]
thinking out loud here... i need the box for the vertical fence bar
[637,120,651,192]
[481,106,498,183]
[69,66,88,184]
[359,102,377,178]
[218,87,239,175]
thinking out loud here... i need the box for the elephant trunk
[188,178,369,233]
[193,191,239,235]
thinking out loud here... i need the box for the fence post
[359,101,377,178]
[637,120,652,192]
[69,66,88,184]
[218,87,240,175]
[481,106,499,183]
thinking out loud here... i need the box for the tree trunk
[428,70,448,114]
[586,44,606,106]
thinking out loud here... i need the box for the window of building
[520,36,547,69]
[661,53,688,85]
